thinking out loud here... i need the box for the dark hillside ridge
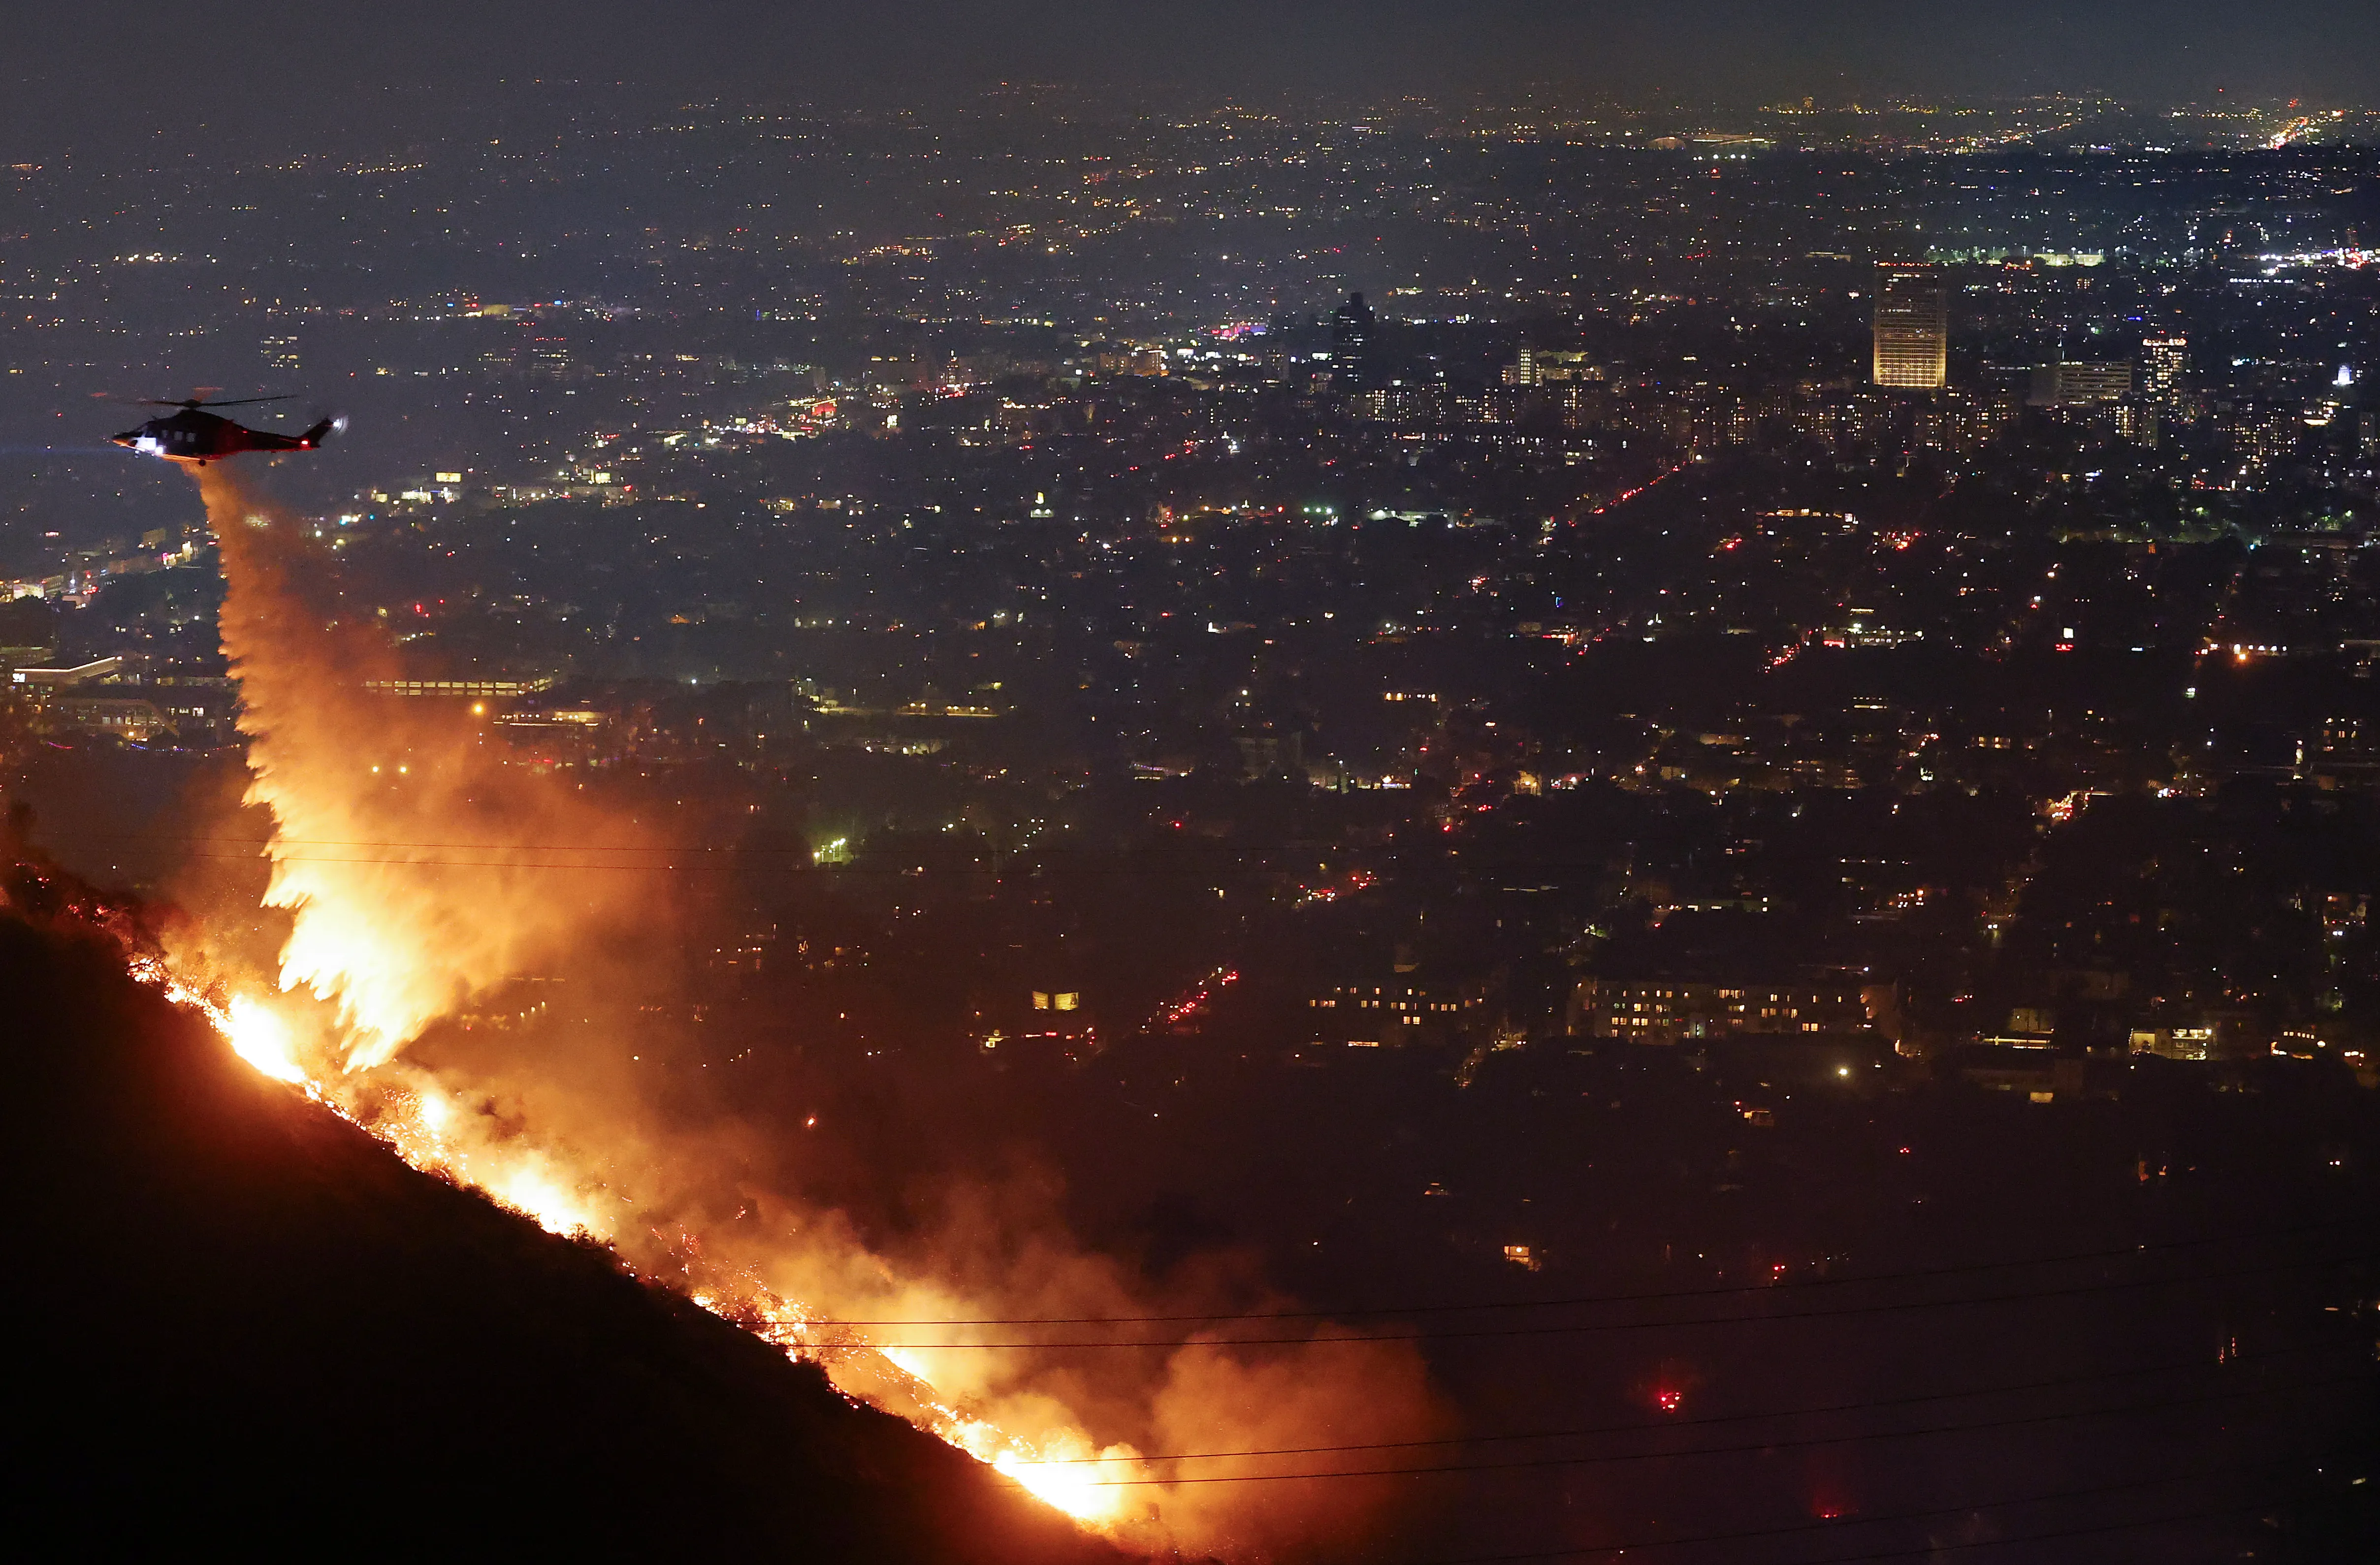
[2,912,1133,1562]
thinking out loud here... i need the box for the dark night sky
[3,0,2377,150]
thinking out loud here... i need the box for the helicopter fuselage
[113,406,331,464]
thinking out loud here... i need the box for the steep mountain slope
[3,910,1135,1562]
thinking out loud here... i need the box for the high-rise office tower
[2029,362,2135,407]
[2141,336,2188,402]
[1872,263,1948,389]
[1330,292,1376,389]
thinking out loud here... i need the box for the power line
[1251,1447,2374,1565]
[48,830,805,854]
[798,1219,2368,1326]
[1023,1344,2345,1466]
[32,829,1406,878]
[39,829,1863,883]
[1080,1373,2366,1485]
[37,826,1622,875]
[40,837,1271,877]
[1424,1497,2284,1565]
[815,1250,2374,1347]
[1775,1504,2318,1565]
[158,850,742,873]
[41,829,1286,860]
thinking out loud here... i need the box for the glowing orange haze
[201,464,660,1068]
[161,466,1446,1557]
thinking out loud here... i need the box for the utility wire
[1159,1445,2377,1565]
[40,829,1946,885]
[48,831,807,854]
[52,843,1270,877]
[34,828,1413,877]
[816,1250,2374,1347]
[1022,1343,2346,1465]
[1780,1503,2339,1565]
[1426,1498,2290,1565]
[800,1219,2367,1325]
[1080,1373,2367,1485]
[41,829,1308,859]
[148,850,740,872]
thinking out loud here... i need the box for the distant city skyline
[5,1,2380,154]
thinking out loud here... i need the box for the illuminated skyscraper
[1872,263,1948,389]
[2029,362,2134,407]
[1330,292,1376,389]
[2141,336,2188,402]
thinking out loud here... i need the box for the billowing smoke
[199,465,660,1067]
[171,466,1447,1558]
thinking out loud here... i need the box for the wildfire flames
[108,466,1440,1555]
[174,964,1146,1524]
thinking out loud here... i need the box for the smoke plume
[200,465,660,1067]
[174,465,1447,1559]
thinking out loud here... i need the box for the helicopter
[109,393,337,464]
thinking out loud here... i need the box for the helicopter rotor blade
[96,388,301,409]
[119,392,298,409]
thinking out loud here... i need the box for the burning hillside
[0,896,1133,1561]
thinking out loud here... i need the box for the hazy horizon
[5,0,2377,154]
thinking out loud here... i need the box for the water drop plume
[197,464,659,1068]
